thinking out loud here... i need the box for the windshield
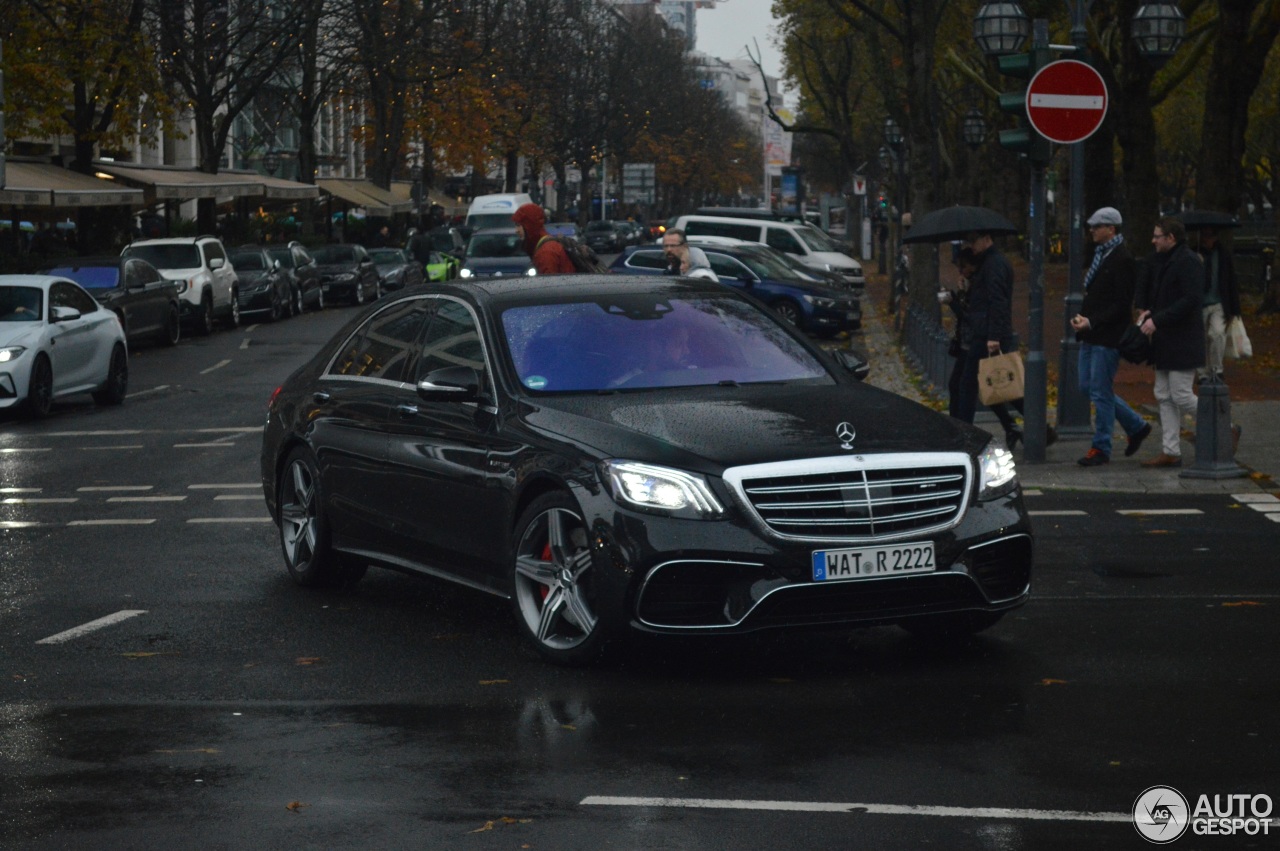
[467,233,524,259]
[45,264,119,289]
[369,249,406,265]
[312,245,358,264]
[123,244,200,269]
[231,253,266,271]
[502,293,830,393]
[467,213,514,230]
[585,221,615,233]
[0,286,45,322]
[795,224,845,253]
[268,249,295,267]
[730,249,809,282]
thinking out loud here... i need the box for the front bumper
[237,288,276,313]
[572,480,1032,636]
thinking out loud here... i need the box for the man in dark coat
[952,231,1015,425]
[1136,216,1205,468]
[1196,226,1242,382]
[1069,207,1151,466]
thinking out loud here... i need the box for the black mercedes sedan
[41,255,181,348]
[260,276,1031,666]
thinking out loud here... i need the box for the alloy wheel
[280,458,319,571]
[513,505,597,652]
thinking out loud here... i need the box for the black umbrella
[1175,210,1241,230]
[901,205,1020,244]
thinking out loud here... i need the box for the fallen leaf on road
[478,679,509,685]
[153,748,219,754]
[286,801,308,812]
[121,652,174,658]
[295,657,322,665]
[1222,601,1263,607]
[470,816,532,833]
[1038,678,1069,686]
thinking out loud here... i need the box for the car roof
[40,255,125,268]
[0,274,75,289]
[438,273,729,306]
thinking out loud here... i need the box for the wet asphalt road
[2,293,1278,849]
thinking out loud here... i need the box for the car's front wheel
[277,447,366,588]
[225,291,241,329]
[195,291,215,336]
[159,302,181,346]
[25,354,54,418]
[510,492,614,666]
[291,286,303,317]
[91,344,128,406]
[772,299,802,327]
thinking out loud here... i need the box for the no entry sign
[1026,59,1108,145]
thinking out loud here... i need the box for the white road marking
[0,447,51,454]
[1248,504,1280,513]
[0,487,41,493]
[240,338,251,350]
[1117,509,1203,516]
[44,430,143,437]
[187,517,272,523]
[189,483,259,489]
[0,521,48,529]
[1268,514,1280,523]
[78,486,154,492]
[35,610,147,645]
[1233,493,1279,503]
[67,519,156,526]
[200,359,232,375]
[2,497,77,504]
[126,385,169,398]
[1029,510,1088,517]
[106,495,187,503]
[1021,489,1043,497]
[579,796,1130,823]
[195,427,262,433]
[81,445,144,451]
[214,494,261,500]
[174,442,238,448]
[243,324,259,333]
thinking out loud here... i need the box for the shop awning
[254,173,321,201]
[389,180,467,216]
[317,178,412,215]
[94,162,264,202]
[0,161,145,207]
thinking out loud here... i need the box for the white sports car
[0,275,129,418]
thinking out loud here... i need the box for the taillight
[267,386,283,410]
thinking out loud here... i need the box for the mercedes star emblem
[836,421,856,450]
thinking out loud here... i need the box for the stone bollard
[1181,377,1247,479]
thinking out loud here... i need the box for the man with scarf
[1069,207,1152,466]
[512,203,575,275]
[1136,216,1205,468]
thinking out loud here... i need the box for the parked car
[229,246,294,321]
[121,236,239,334]
[368,247,425,292]
[408,227,466,265]
[583,220,626,253]
[669,214,866,288]
[610,241,861,336]
[0,275,129,418]
[425,251,461,283]
[310,243,381,305]
[40,256,181,348]
[267,242,325,312]
[545,222,581,239]
[458,228,535,279]
[260,274,1031,666]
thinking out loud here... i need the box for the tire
[195,292,215,336]
[313,288,325,311]
[899,610,1005,640]
[25,354,54,418]
[354,281,366,306]
[158,302,181,347]
[291,286,303,317]
[277,447,366,588]
[92,344,128,406]
[268,293,283,322]
[510,492,614,666]
[225,291,241,329]
[772,300,802,327]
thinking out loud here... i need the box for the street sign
[1025,59,1108,145]
[852,176,866,196]
[622,163,655,205]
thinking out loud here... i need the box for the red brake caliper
[539,542,553,600]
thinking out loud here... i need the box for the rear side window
[765,227,804,255]
[326,299,433,382]
[625,251,667,271]
[684,220,761,242]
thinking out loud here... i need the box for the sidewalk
[852,268,1280,495]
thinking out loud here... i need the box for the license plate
[812,542,936,582]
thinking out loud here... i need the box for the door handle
[312,391,331,403]
[396,403,419,417]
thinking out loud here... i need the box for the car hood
[520,382,986,473]
[0,323,45,348]
[156,268,202,281]
[316,262,361,275]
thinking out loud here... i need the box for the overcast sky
[695,2,786,84]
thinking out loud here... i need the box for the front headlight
[977,442,1018,500]
[525,268,538,277]
[460,268,474,278]
[335,273,357,283]
[602,460,724,519]
[0,346,27,363]
[803,295,836,308]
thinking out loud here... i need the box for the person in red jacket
[512,203,575,275]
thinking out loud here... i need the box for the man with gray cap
[1068,207,1151,466]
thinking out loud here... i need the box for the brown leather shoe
[1141,453,1182,468]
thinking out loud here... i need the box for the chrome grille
[725,454,970,541]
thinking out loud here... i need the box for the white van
[465,193,534,230]
[669,214,864,288]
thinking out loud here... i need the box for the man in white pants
[1136,217,1205,468]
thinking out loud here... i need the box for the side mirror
[417,366,480,401]
[51,305,82,323]
[210,257,225,270]
[834,349,871,382]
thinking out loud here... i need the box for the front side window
[50,282,98,315]
[706,255,752,282]
[202,241,228,266]
[326,299,433,382]
[417,300,489,388]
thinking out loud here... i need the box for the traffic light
[997,47,1053,166]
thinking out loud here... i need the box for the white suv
[122,236,239,334]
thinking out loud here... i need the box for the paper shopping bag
[977,350,1025,406]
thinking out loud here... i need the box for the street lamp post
[877,146,892,274]
[962,108,987,204]
[410,163,424,228]
[882,118,907,250]
[263,150,280,177]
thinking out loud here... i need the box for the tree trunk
[1113,76,1161,259]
